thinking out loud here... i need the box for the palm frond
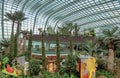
[0,39,10,48]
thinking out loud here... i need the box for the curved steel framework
[0,0,120,39]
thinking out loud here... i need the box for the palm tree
[5,12,17,56]
[58,26,68,35]
[27,30,32,61]
[46,26,55,35]
[0,39,10,55]
[20,30,28,52]
[73,23,80,36]
[88,28,96,37]
[58,23,74,36]
[69,33,73,55]
[82,40,103,56]
[41,32,47,70]
[14,11,27,38]
[65,23,74,32]
[64,53,77,76]
[56,31,60,71]
[5,12,16,38]
[38,28,42,35]
[102,27,120,72]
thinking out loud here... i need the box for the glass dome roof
[0,0,120,39]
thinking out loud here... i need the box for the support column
[1,0,4,39]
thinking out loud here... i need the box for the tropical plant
[13,34,18,58]
[73,23,80,36]
[0,45,2,55]
[29,59,41,76]
[58,23,74,36]
[5,12,17,57]
[46,26,55,35]
[0,39,10,55]
[65,23,74,33]
[14,11,27,38]
[2,57,9,68]
[37,70,73,78]
[58,26,68,35]
[96,70,115,78]
[56,31,60,71]
[38,28,42,35]
[4,12,17,38]
[82,40,104,56]
[9,34,14,59]
[41,33,47,70]
[88,28,96,37]
[26,30,32,61]
[69,33,73,55]
[102,27,120,72]
[64,54,77,76]
[0,72,8,78]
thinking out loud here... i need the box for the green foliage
[0,72,8,78]
[9,33,14,58]
[35,70,77,78]
[97,58,107,70]
[46,26,55,35]
[69,33,73,55]
[73,23,79,36]
[82,40,103,56]
[56,32,60,71]
[0,39,10,48]
[14,11,27,38]
[88,28,96,36]
[3,57,9,67]
[29,59,41,76]
[62,73,70,78]
[5,12,16,38]
[102,27,120,72]
[64,54,77,76]
[0,39,10,55]
[96,70,115,78]
[41,33,47,70]
[102,27,120,47]
[27,30,32,61]
[5,11,16,58]
[58,23,74,36]
[5,11,27,40]
[57,22,80,36]
[14,34,18,58]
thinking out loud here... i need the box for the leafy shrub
[29,59,41,76]
[2,57,9,67]
[96,70,115,78]
[97,58,107,70]
[0,72,8,78]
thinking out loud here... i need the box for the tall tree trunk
[107,41,114,73]
[17,22,21,52]
[11,21,15,38]
[22,35,26,52]
[27,30,32,61]
[14,34,18,57]
[16,22,20,38]
[56,32,60,71]
[10,21,15,56]
[42,33,47,70]
[69,33,73,55]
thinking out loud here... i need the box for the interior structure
[0,0,120,78]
